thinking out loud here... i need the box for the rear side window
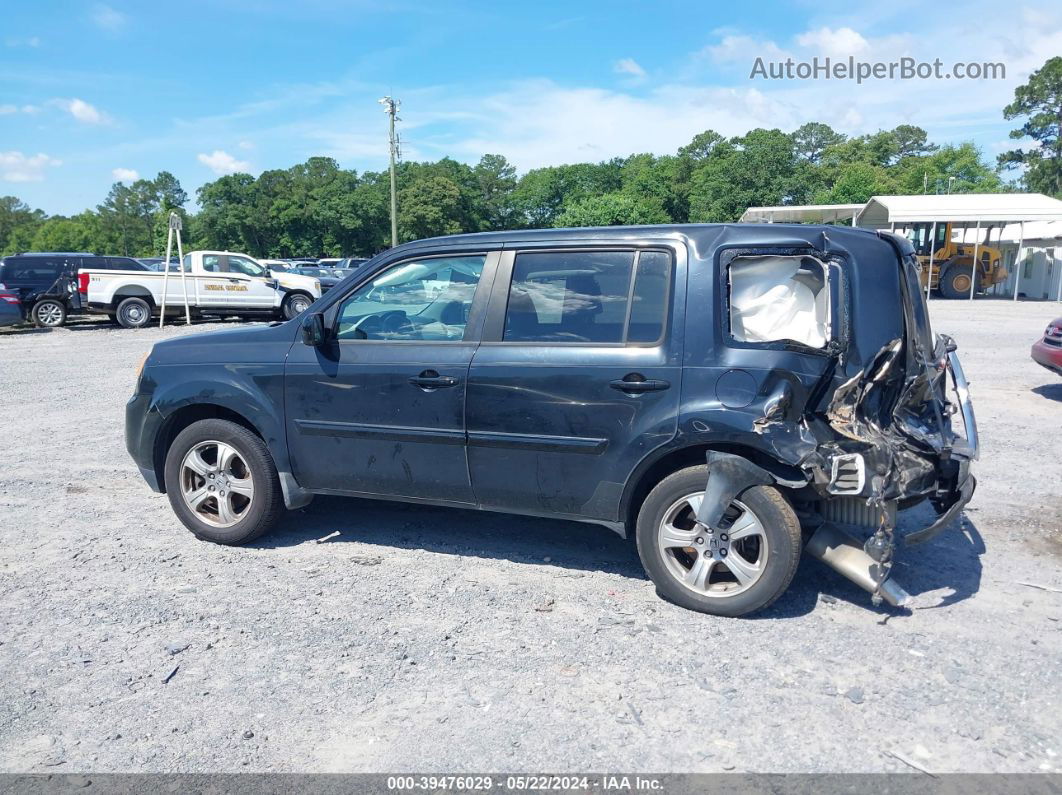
[0,257,65,282]
[107,257,147,271]
[503,250,670,344]
[728,254,829,349]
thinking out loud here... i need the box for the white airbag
[729,255,827,348]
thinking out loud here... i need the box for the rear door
[193,254,231,308]
[465,242,684,522]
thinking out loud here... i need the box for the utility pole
[379,96,401,248]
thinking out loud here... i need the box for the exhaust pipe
[806,523,911,607]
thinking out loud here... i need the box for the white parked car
[79,250,321,328]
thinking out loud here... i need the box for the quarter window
[728,254,830,349]
[335,254,486,341]
[503,250,670,344]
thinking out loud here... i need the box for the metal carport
[742,193,1062,302]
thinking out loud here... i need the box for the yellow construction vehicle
[905,221,1008,298]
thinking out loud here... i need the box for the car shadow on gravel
[256,495,648,579]
[757,505,986,619]
[1032,383,1062,402]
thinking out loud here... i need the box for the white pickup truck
[79,250,322,328]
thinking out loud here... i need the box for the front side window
[201,255,221,273]
[227,255,267,277]
[335,254,486,341]
[728,254,829,349]
[503,250,670,344]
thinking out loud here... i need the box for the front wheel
[164,419,285,545]
[282,292,313,320]
[635,465,802,617]
[939,264,974,299]
[32,299,67,328]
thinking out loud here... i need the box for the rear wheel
[164,419,284,545]
[939,263,974,299]
[116,297,152,328]
[32,299,66,328]
[282,292,312,320]
[636,465,802,617]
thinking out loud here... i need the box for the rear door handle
[409,370,459,389]
[609,375,670,393]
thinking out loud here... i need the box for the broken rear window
[728,254,829,349]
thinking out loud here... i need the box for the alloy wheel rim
[291,296,310,314]
[179,440,254,528]
[657,493,768,598]
[125,305,144,324]
[38,303,62,325]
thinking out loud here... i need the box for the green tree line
[1,57,1058,258]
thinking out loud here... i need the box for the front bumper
[1032,339,1062,376]
[126,393,164,492]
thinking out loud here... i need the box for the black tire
[939,264,974,299]
[164,419,285,545]
[107,313,121,326]
[282,292,313,320]
[635,465,802,617]
[116,297,152,328]
[32,299,66,328]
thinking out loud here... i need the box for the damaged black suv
[126,224,977,616]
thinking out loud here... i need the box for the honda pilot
[126,225,978,616]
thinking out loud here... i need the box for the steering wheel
[352,310,419,339]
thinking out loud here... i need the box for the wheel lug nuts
[695,537,704,545]
[703,550,711,558]
[720,548,728,557]
[208,486,214,492]
[720,533,729,542]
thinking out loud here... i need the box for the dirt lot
[0,300,1060,775]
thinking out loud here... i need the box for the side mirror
[301,312,328,346]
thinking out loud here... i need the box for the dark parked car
[287,266,345,294]
[1031,317,1062,376]
[0,283,23,326]
[337,257,369,269]
[0,253,149,327]
[126,225,978,616]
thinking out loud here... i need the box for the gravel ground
[0,300,1060,775]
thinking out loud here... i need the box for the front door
[284,250,498,503]
[223,254,281,309]
[465,244,683,522]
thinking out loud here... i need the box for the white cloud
[613,58,646,79]
[5,35,40,47]
[795,26,870,57]
[112,167,139,181]
[197,149,250,175]
[91,3,127,32]
[21,105,40,114]
[704,34,790,65]
[52,97,108,124]
[0,151,61,182]
[237,139,255,150]
[0,104,17,115]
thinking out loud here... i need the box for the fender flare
[694,450,779,529]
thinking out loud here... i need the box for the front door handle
[609,374,671,393]
[409,370,459,389]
